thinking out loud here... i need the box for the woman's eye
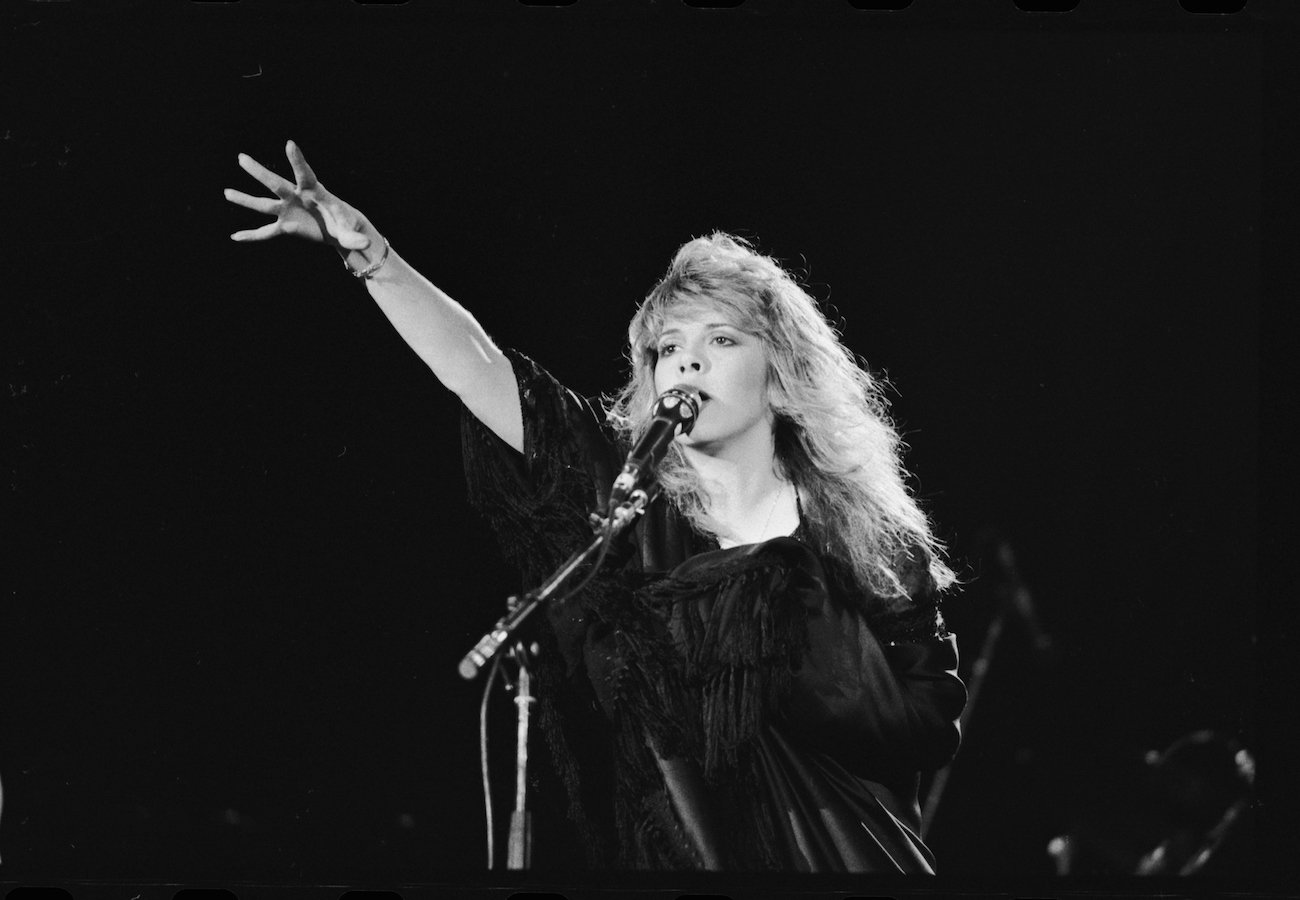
[711,335,735,346]
[657,344,677,357]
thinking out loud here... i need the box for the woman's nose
[678,357,703,373]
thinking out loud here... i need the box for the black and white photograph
[1,0,1287,895]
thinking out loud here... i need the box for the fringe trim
[559,547,815,868]
[612,717,702,869]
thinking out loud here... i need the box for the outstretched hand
[224,140,371,251]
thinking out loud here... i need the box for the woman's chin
[678,432,728,455]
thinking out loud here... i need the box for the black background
[0,0,1287,892]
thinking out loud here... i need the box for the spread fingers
[237,152,294,198]
[223,188,279,214]
[285,140,319,189]
[230,221,283,242]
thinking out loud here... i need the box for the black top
[461,350,966,872]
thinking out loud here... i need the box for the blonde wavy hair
[607,233,955,601]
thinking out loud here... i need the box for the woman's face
[651,302,772,451]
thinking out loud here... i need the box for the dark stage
[1,0,1286,895]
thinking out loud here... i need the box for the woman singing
[225,141,966,873]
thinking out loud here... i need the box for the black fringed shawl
[461,350,966,873]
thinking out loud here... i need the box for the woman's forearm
[345,228,523,453]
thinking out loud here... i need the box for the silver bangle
[343,235,391,280]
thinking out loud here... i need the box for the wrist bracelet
[343,235,392,280]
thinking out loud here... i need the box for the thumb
[317,203,372,252]
[336,229,372,252]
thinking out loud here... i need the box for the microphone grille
[652,387,701,433]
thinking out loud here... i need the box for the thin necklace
[760,480,788,540]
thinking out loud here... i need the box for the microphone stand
[505,640,535,870]
[457,486,659,870]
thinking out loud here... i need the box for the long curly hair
[606,233,955,600]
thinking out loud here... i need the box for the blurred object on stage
[1047,730,1255,876]
[922,527,1057,841]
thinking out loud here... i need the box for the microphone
[609,386,701,506]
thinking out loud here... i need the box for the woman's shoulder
[501,349,608,433]
[461,348,625,561]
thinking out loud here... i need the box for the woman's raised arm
[224,140,523,453]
